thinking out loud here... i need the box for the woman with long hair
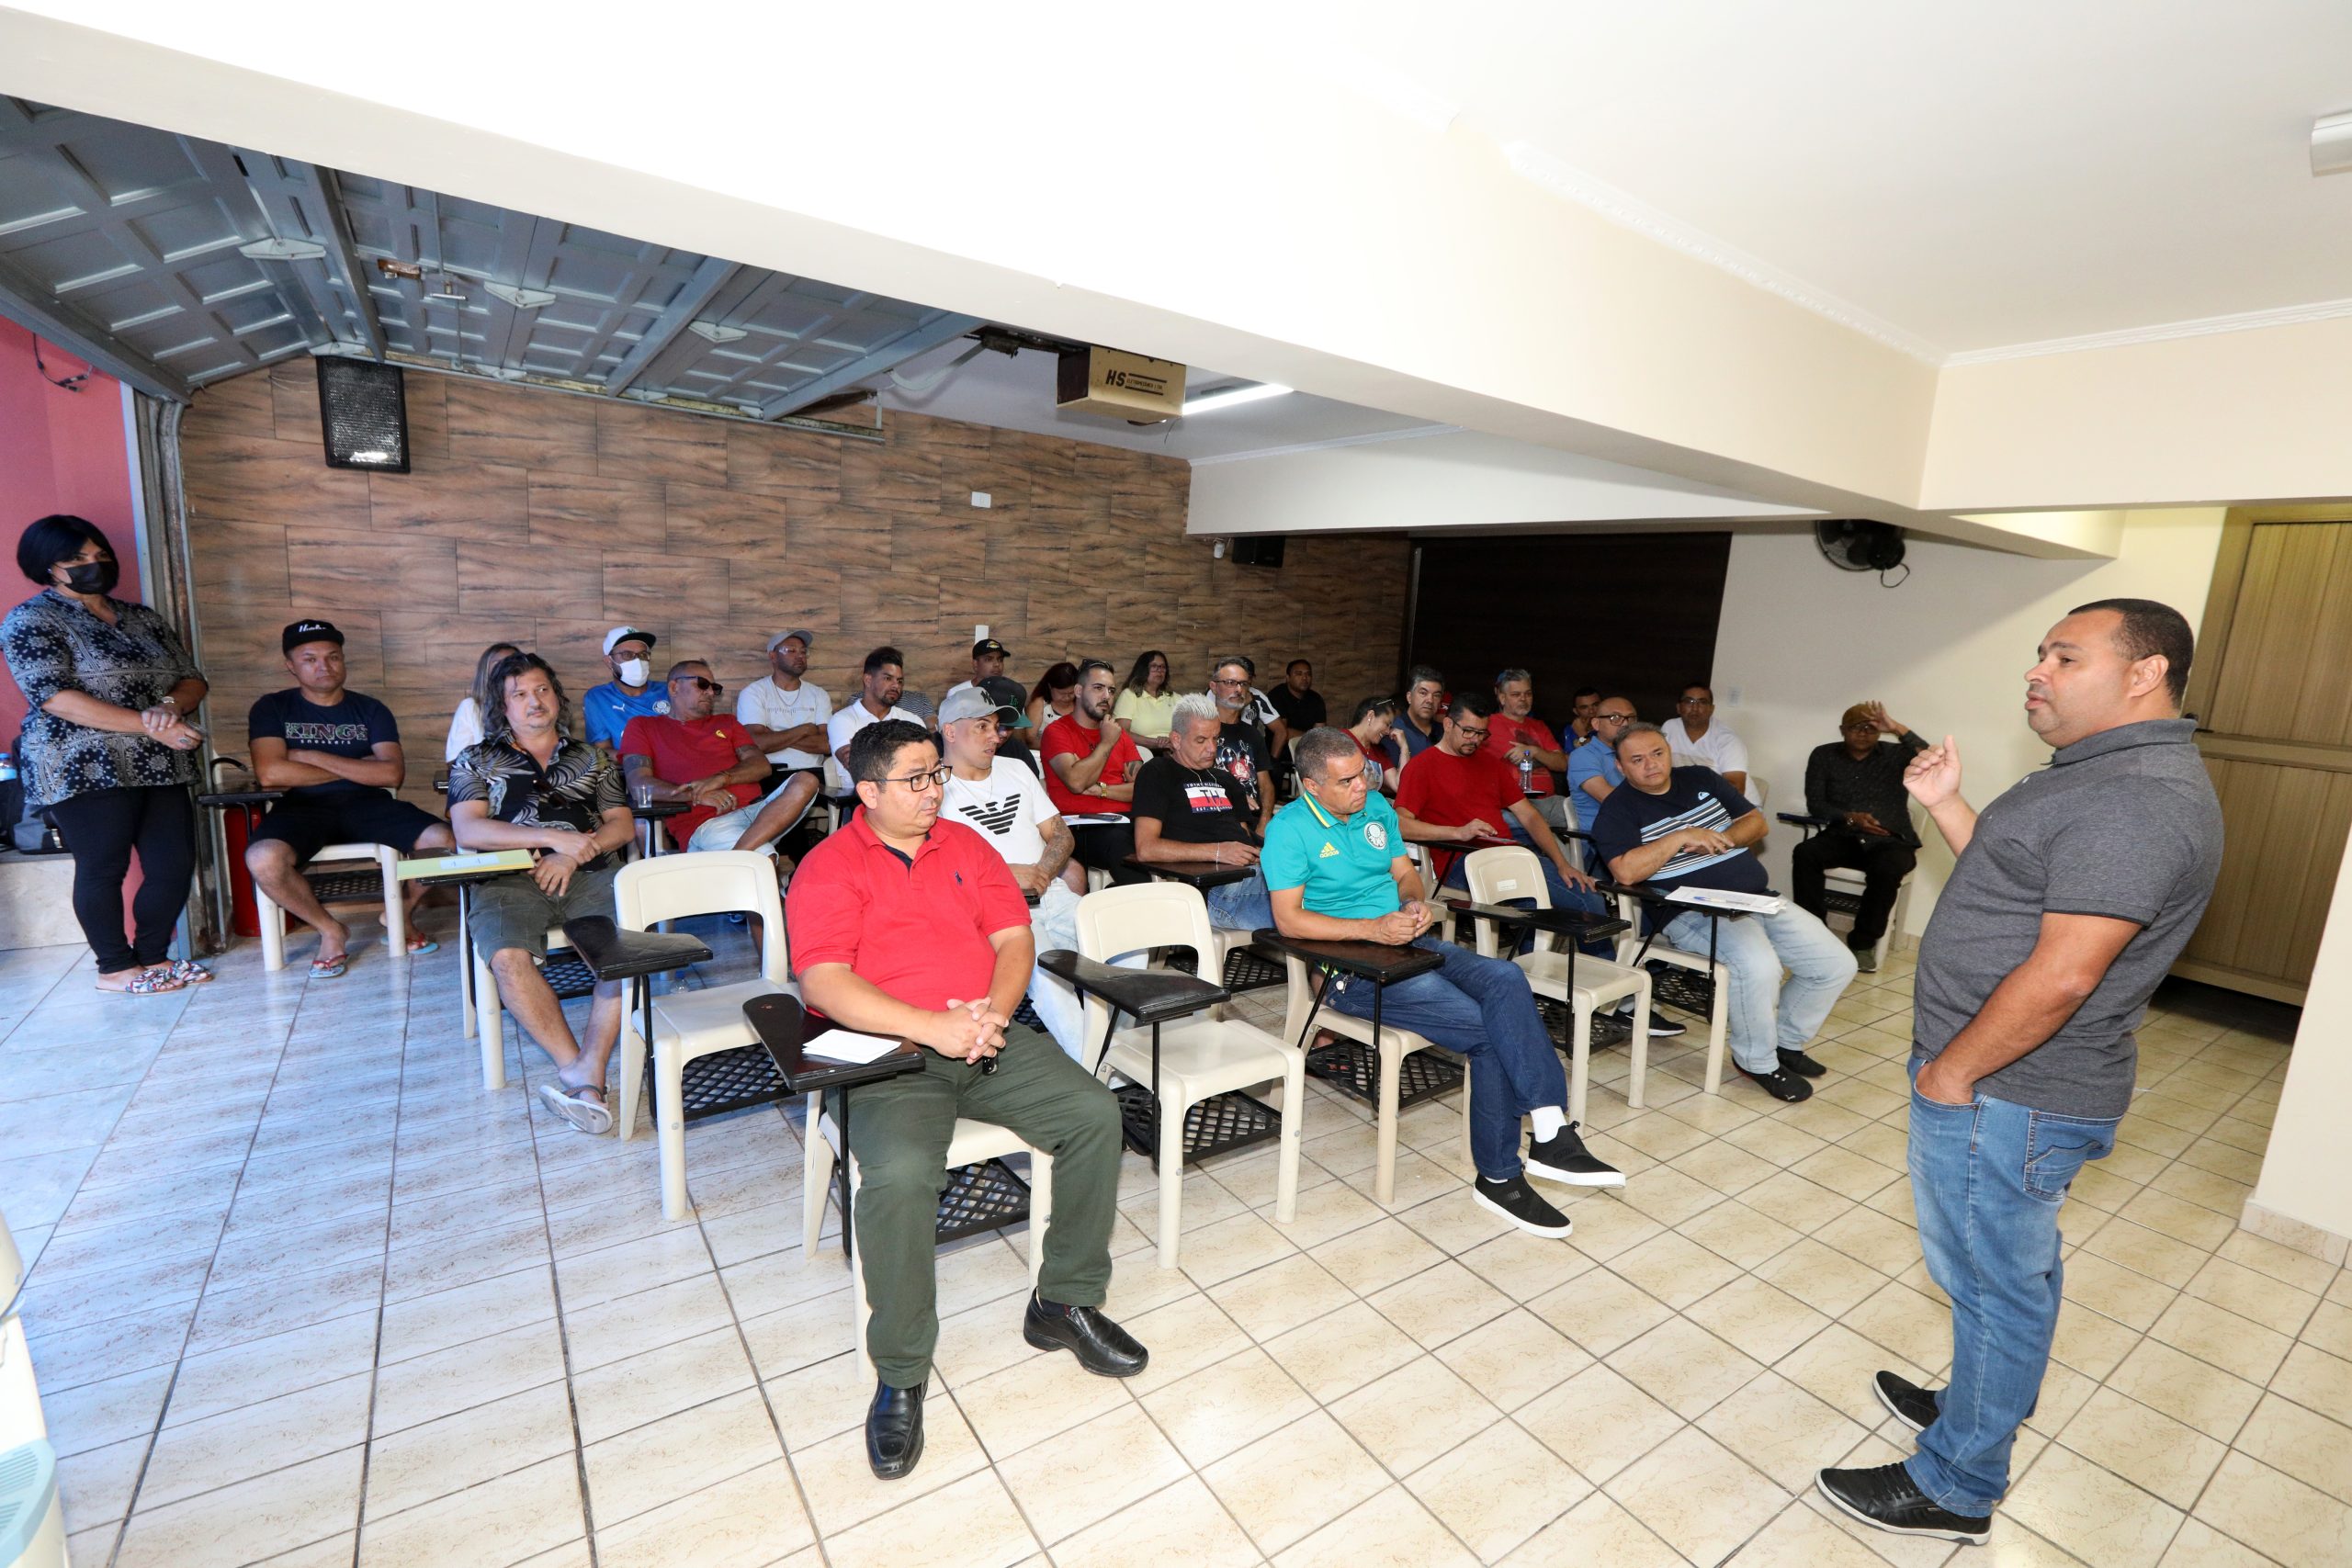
[3,515,209,993]
[1347,694,1404,795]
[1025,660,1080,736]
[445,640,524,762]
[1112,649,1177,753]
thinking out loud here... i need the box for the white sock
[1530,1107,1567,1141]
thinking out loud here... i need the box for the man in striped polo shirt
[1591,722,1857,1102]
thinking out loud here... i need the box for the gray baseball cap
[939,686,1020,727]
[764,628,815,654]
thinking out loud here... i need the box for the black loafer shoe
[1525,1123,1625,1188]
[1777,1048,1828,1078]
[865,1381,924,1480]
[1739,1064,1815,1102]
[1024,1292,1149,1377]
[1874,1369,1939,1433]
[1816,1462,1990,1545]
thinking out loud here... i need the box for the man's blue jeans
[1658,903,1856,1074]
[1441,822,1611,954]
[1324,934,1565,1182]
[1204,868,1274,933]
[1904,1059,2119,1516]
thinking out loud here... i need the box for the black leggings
[46,785,198,973]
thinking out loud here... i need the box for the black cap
[282,618,344,654]
[973,637,1011,659]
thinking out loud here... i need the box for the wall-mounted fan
[1815,519,1909,584]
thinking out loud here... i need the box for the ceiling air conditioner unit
[1057,346,1186,423]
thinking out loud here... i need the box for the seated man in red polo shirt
[1398,689,1609,915]
[1039,656,1148,884]
[786,718,1145,1482]
[619,660,817,859]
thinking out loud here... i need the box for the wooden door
[2177,508,2352,1003]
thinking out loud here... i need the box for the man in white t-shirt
[827,646,917,800]
[937,686,1089,1059]
[1661,682,1758,807]
[737,629,831,773]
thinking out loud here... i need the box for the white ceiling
[876,336,1442,458]
[1322,0,2352,357]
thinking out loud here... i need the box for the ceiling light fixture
[1182,382,1292,417]
[2313,110,2352,175]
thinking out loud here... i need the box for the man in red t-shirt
[1398,690,1604,915]
[1040,657,1148,883]
[786,718,1143,1481]
[620,661,816,856]
[1486,668,1574,830]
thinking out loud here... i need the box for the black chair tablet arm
[1036,950,1228,1024]
[1595,878,1670,907]
[1776,811,1835,840]
[1440,896,1630,945]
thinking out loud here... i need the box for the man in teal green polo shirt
[1264,728,1623,1236]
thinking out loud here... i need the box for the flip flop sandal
[164,958,214,984]
[537,1080,614,1135]
[310,953,350,979]
[405,934,440,955]
[98,968,185,996]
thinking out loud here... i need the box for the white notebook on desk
[1665,886,1784,916]
[806,1030,906,1065]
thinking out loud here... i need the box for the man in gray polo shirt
[1817,599,2222,1547]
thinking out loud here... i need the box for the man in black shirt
[246,620,454,976]
[1130,694,1274,930]
[1268,660,1327,734]
[1206,658,1279,833]
[1794,702,1930,972]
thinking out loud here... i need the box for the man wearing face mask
[582,627,668,750]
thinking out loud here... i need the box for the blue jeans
[1905,1060,2118,1516]
[1204,868,1274,933]
[1659,903,1856,1074]
[1325,934,1566,1182]
[1442,823,1611,953]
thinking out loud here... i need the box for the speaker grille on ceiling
[315,357,410,472]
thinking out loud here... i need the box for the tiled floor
[4,920,2346,1568]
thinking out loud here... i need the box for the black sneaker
[1614,1000,1688,1038]
[1874,1370,1939,1433]
[1777,1047,1827,1078]
[1816,1463,1990,1545]
[1739,1064,1815,1102]
[1526,1123,1625,1188]
[1471,1173,1573,1238]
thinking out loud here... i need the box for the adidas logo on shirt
[1318,841,1340,858]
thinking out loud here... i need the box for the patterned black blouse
[1,589,203,807]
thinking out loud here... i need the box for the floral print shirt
[1,589,202,807]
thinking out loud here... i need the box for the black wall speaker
[1231,535,1286,568]
[316,357,411,473]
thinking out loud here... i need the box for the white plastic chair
[1463,845,1652,1126]
[1074,883,1306,1268]
[1818,802,1922,968]
[802,1105,1050,1381]
[1406,842,1455,942]
[614,852,796,1218]
[1276,945,1464,1207]
[1605,887,1730,1098]
[256,840,406,970]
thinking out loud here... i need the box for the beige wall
[1710,509,2229,931]
[2248,816,2352,1252]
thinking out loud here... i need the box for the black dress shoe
[1023,1292,1149,1377]
[1739,1064,1815,1102]
[1874,1369,1939,1433]
[865,1381,924,1480]
[1777,1047,1828,1078]
[1816,1462,1990,1545]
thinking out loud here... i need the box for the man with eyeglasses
[1567,696,1638,837]
[1398,691,1605,917]
[619,661,814,856]
[1487,667,1573,829]
[1661,682,1756,807]
[1268,727,1624,1239]
[1207,656,1279,834]
[788,718,1146,1480]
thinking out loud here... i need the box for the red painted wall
[0,316,141,748]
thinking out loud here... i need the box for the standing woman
[1113,649,1177,753]
[3,516,210,993]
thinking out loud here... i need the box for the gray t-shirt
[1912,718,2222,1118]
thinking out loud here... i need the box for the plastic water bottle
[1518,752,1534,795]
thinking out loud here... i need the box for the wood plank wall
[180,363,1410,807]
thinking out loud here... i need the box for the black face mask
[59,559,119,596]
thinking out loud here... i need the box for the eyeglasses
[1209,676,1249,688]
[684,677,723,694]
[880,764,954,793]
[1453,725,1489,741]
[1596,712,1636,725]
[1677,696,1713,708]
